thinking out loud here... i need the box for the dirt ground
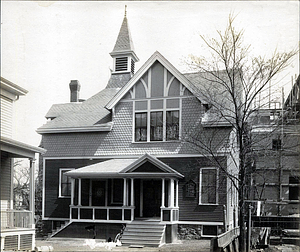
[35,238,211,252]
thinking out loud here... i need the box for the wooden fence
[210,227,240,252]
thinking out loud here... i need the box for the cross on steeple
[124,5,127,17]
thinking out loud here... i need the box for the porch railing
[1,209,33,229]
[70,206,135,222]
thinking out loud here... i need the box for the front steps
[48,221,72,238]
[121,219,166,247]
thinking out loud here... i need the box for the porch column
[29,159,35,228]
[78,178,82,206]
[161,178,165,208]
[89,179,92,206]
[176,180,179,208]
[169,179,174,208]
[70,178,75,206]
[123,178,127,206]
[130,178,134,206]
[140,180,143,217]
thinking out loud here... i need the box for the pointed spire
[110,6,138,61]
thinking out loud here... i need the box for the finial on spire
[124,5,127,17]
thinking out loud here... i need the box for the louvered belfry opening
[115,57,128,72]
[131,59,135,74]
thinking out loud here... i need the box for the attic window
[115,57,128,72]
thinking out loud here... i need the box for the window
[272,139,281,150]
[111,179,123,204]
[166,111,179,140]
[289,176,300,200]
[200,168,218,204]
[59,169,74,197]
[135,112,147,141]
[134,109,179,142]
[150,112,163,141]
[202,225,218,236]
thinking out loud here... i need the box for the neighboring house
[250,75,300,218]
[0,77,45,251]
[37,12,238,246]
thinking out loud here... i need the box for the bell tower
[110,6,139,76]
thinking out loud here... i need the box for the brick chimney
[69,80,81,102]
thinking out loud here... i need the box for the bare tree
[184,14,298,251]
[13,160,30,209]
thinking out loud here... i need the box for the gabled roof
[106,51,207,110]
[66,153,184,179]
[119,153,184,178]
[37,88,119,134]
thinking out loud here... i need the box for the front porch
[66,154,183,224]
[69,178,179,223]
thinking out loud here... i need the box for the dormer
[110,6,139,76]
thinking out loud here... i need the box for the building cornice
[37,122,113,134]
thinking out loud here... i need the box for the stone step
[121,239,160,247]
[122,231,162,237]
[126,226,164,231]
[122,233,161,241]
[121,220,165,247]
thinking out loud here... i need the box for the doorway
[142,179,162,218]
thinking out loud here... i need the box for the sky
[1,1,299,147]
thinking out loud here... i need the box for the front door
[143,180,162,217]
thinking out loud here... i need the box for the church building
[37,9,238,246]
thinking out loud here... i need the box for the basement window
[202,225,218,236]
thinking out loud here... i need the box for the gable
[133,161,167,173]
[123,60,182,100]
[106,51,205,110]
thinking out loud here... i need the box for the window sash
[150,111,163,141]
[135,112,147,142]
[200,168,218,204]
[59,169,73,197]
[166,111,179,140]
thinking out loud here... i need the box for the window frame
[135,112,148,142]
[199,167,219,205]
[133,105,180,143]
[59,168,74,198]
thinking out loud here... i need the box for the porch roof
[66,154,184,179]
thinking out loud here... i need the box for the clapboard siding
[45,156,227,222]
[1,153,12,210]
[160,157,227,222]
[44,159,105,218]
[0,95,13,138]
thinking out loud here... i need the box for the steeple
[110,6,139,76]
